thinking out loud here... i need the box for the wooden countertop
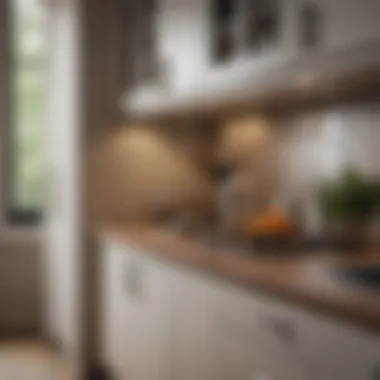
[97,224,380,334]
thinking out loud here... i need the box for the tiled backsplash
[220,101,380,233]
[88,100,380,233]
[279,101,380,232]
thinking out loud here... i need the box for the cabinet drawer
[316,0,380,51]
[215,283,314,380]
[296,312,380,380]
[217,282,300,347]
[216,281,380,380]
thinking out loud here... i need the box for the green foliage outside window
[12,0,46,210]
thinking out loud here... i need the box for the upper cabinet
[312,0,380,51]
[208,0,380,61]
[210,0,284,64]
[154,0,295,91]
[202,0,296,90]
[155,0,211,91]
[122,0,380,119]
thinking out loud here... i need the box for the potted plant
[318,168,376,252]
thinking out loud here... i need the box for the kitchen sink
[338,266,380,289]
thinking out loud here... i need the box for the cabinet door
[216,326,311,380]
[313,0,380,51]
[156,0,211,91]
[100,240,126,378]
[215,283,315,380]
[101,240,170,380]
[117,247,170,380]
[297,311,380,380]
[166,268,220,380]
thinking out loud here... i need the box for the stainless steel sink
[338,266,380,289]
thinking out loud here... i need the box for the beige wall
[214,101,380,234]
[88,100,380,233]
[87,124,216,221]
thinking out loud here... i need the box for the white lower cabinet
[118,253,169,380]
[101,239,380,380]
[214,283,314,380]
[100,240,125,378]
[215,282,380,380]
[101,240,170,380]
[216,331,310,380]
[297,311,380,380]
[165,268,220,380]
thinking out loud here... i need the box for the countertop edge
[96,225,380,336]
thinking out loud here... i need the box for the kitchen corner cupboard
[100,237,380,380]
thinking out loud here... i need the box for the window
[7,0,47,224]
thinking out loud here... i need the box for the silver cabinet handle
[124,259,143,298]
[261,316,297,344]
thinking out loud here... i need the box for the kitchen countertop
[97,224,380,334]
